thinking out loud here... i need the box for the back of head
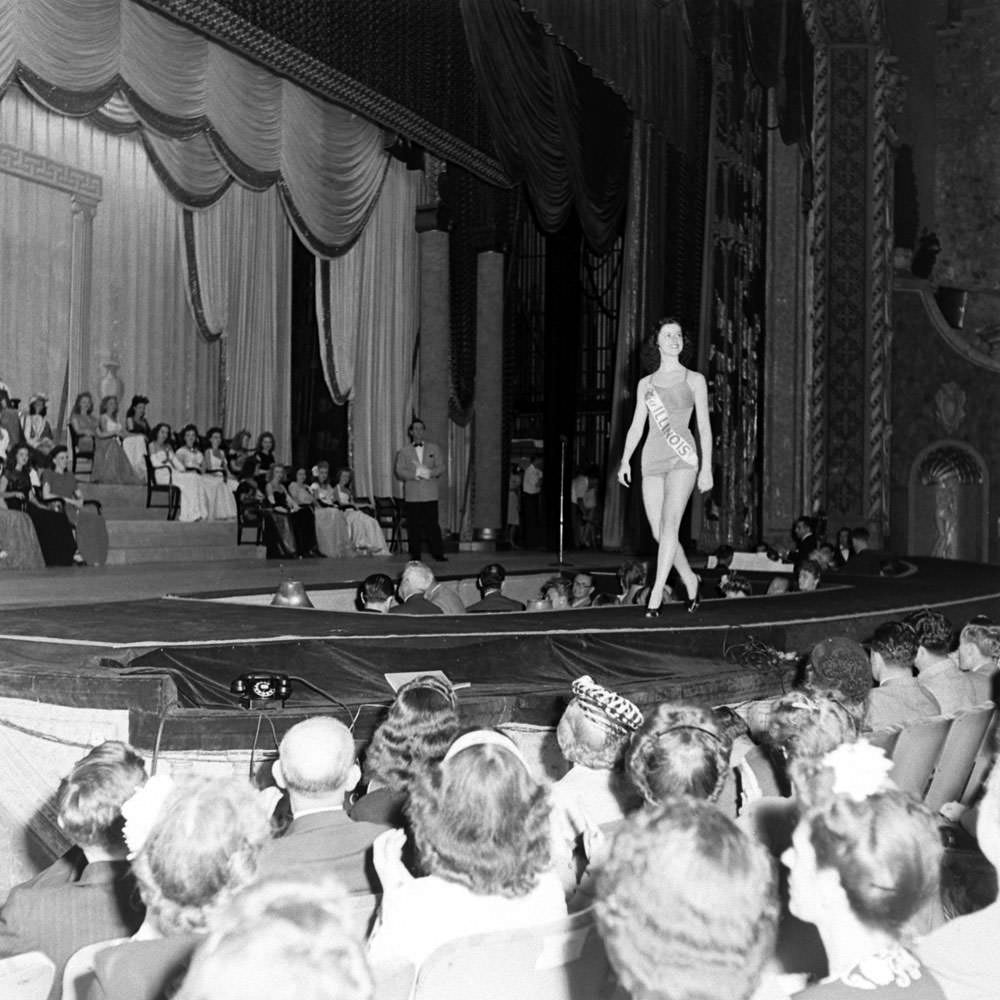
[869,620,918,670]
[799,744,942,933]
[400,560,434,599]
[618,560,648,589]
[279,716,356,796]
[721,573,752,598]
[808,637,873,706]
[58,742,147,850]
[597,798,778,1000]
[133,775,273,936]
[477,562,506,592]
[714,544,735,568]
[359,573,394,606]
[850,526,870,550]
[557,677,644,771]
[627,704,731,806]
[175,876,371,1000]
[364,676,460,790]
[904,608,953,656]
[410,732,551,897]
[960,620,1000,662]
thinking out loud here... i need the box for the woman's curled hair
[408,740,552,897]
[363,676,460,791]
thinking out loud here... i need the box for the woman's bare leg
[641,476,665,543]
[646,468,697,608]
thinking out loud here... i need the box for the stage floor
[0,551,998,751]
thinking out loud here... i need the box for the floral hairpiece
[822,740,895,802]
[121,772,175,859]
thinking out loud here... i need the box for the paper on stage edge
[383,670,471,693]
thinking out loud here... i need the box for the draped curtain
[459,0,630,254]
[317,160,421,499]
[184,185,292,456]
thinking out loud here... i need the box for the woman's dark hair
[409,741,552,897]
[30,396,47,415]
[640,316,692,373]
[363,677,460,791]
[0,389,9,408]
[72,392,93,415]
[206,427,225,443]
[11,444,30,468]
[99,395,118,415]
[49,445,68,461]
[618,560,648,590]
[126,396,149,419]
[151,423,172,444]
[257,432,275,452]
[180,424,201,445]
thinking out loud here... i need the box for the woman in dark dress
[253,432,277,491]
[5,444,77,565]
[41,445,109,565]
[0,444,45,568]
[262,464,316,558]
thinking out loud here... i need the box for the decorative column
[417,227,452,528]
[68,194,98,420]
[803,0,893,543]
[472,251,504,543]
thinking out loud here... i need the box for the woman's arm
[691,371,714,494]
[617,378,649,486]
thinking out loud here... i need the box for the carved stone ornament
[934,381,966,434]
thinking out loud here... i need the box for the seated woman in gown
[252,432,277,490]
[0,443,45,569]
[331,467,388,555]
[122,395,151,481]
[2,443,75,565]
[41,445,108,565]
[21,393,54,459]
[175,426,235,521]
[93,395,142,484]
[262,464,317,558]
[307,461,351,558]
[70,391,99,467]
[226,429,255,490]
[149,423,208,523]
[0,389,22,457]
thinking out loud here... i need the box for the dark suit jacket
[466,591,526,613]
[0,859,145,1000]
[255,809,391,894]
[388,595,443,616]
[843,548,886,576]
[394,442,445,502]
[91,934,203,1000]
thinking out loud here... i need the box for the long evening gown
[177,447,236,521]
[0,485,44,570]
[308,483,352,557]
[9,468,75,566]
[93,417,143,484]
[150,446,208,522]
[333,485,388,554]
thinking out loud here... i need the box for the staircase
[79,484,266,566]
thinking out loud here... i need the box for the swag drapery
[0,0,413,480]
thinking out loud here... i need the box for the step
[105,519,241,548]
[80,483,150,512]
[104,543,265,565]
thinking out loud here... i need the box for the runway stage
[0,553,998,753]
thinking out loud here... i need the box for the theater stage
[0,553,998,755]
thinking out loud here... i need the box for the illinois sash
[645,387,697,467]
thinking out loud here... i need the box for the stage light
[270,580,315,608]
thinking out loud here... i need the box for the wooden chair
[236,487,264,545]
[144,453,179,520]
[375,496,405,553]
[68,423,95,477]
[888,716,952,799]
[0,951,55,1000]
[410,908,612,1000]
[925,705,996,812]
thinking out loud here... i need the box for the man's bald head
[276,717,357,798]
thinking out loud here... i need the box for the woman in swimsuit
[617,318,712,616]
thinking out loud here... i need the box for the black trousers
[405,499,444,559]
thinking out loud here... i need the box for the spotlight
[271,581,315,608]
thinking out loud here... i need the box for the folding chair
[925,704,995,812]
[889,716,952,799]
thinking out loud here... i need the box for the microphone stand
[551,434,572,567]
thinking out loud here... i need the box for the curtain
[317,160,420,499]
[0,86,216,432]
[459,0,630,254]
[184,185,292,457]
[0,0,390,255]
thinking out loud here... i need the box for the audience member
[956,618,999,705]
[797,557,823,593]
[906,608,980,715]
[866,621,941,731]
[258,717,389,894]
[721,572,753,598]
[597,798,778,1000]
[846,526,885,575]
[615,559,652,606]
[834,527,853,567]
[174,876,373,1000]
[917,759,1000,999]
[352,674,460,828]
[388,561,443,615]
[541,575,572,610]
[703,543,735,592]
[550,677,643,881]
[425,576,466,615]
[92,775,273,1000]
[814,542,838,573]
[466,563,526,613]
[0,742,147,1000]
[570,572,596,608]
[626,703,733,811]
[783,742,945,997]
[368,729,566,967]
[357,573,395,613]
[788,516,819,568]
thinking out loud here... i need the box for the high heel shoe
[644,606,662,618]
[685,577,702,613]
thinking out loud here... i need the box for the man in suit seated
[907,607,982,716]
[388,561,443,616]
[358,572,395,613]
[865,620,941,732]
[845,526,887,575]
[956,616,1000,704]
[257,717,390,894]
[466,563,526,613]
[0,740,147,999]
[570,572,597,609]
